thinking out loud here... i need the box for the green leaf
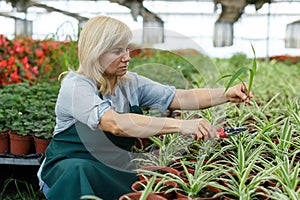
[248,43,257,94]
[140,176,156,200]
[238,142,245,173]
[224,67,249,93]
[250,43,257,73]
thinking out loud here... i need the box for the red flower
[10,69,21,83]
[0,60,8,68]
[0,34,78,85]
[14,41,25,55]
[8,56,15,65]
[31,66,39,76]
[24,69,33,80]
[0,34,8,47]
[21,57,28,67]
[35,49,44,57]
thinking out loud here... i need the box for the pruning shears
[217,127,248,138]
[193,127,248,140]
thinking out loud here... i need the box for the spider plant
[185,139,226,167]
[170,156,222,198]
[270,155,300,200]
[220,43,257,96]
[140,155,222,198]
[132,133,189,167]
[131,174,177,200]
[119,176,159,200]
[260,118,293,160]
[137,176,157,200]
[210,141,276,200]
[288,97,300,126]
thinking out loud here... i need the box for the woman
[37,15,253,200]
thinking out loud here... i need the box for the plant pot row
[119,182,222,200]
[125,163,288,200]
[0,130,51,155]
[119,166,224,200]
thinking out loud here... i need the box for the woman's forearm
[169,88,228,110]
[99,109,182,138]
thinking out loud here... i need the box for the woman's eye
[113,49,123,55]
[112,48,130,55]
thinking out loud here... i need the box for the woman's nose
[121,51,131,62]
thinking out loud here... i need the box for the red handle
[194,128,227,140]
[219,131,227,138]
[217,128,227,138]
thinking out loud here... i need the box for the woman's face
[99,43,130,78]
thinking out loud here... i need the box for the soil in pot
[137,165,180,181]
[131,178,177,199]
[175,185,222,200]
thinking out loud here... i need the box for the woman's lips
[119,66,128,70]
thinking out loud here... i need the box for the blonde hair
[77,15,132,95]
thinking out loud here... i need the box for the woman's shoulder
[62,71,95,86]
[60,71,98,94]
[126,71,152,83]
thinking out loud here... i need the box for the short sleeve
[72,79,112,130]
[54,73,112,133]
[127,73,176,112]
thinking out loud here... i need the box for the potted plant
[138,155,223,200]
[270,155,300,199]
[0,108,9,154]
[131,176,176,199]
[0,129,9,154]
[133,133,189,168]
[133,133,187,182]
[119,176,167,200]
[8,111,33,155]
[170,157,223,200]
[32,119,54,154]
[210,142,277,200]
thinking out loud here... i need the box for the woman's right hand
[179,119,219,141]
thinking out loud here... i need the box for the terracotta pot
[175,185,222,200]
[119,192,167,200]
[33,136,51,154]
[0,131,9,153]
[9,132,33,155]
[137,165,180,181]
[131,178,177,199]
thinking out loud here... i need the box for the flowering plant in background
[0,34,78,85]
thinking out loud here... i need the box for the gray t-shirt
[53,71,176,135]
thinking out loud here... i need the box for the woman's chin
[117,68,128,75]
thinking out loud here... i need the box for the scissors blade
[225,127,248,136]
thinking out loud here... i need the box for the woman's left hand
[225,83,253,104]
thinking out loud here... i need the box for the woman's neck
[106,76,118,95]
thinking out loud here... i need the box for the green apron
[41,105,143,200]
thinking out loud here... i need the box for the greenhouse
[0,0,299,199]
